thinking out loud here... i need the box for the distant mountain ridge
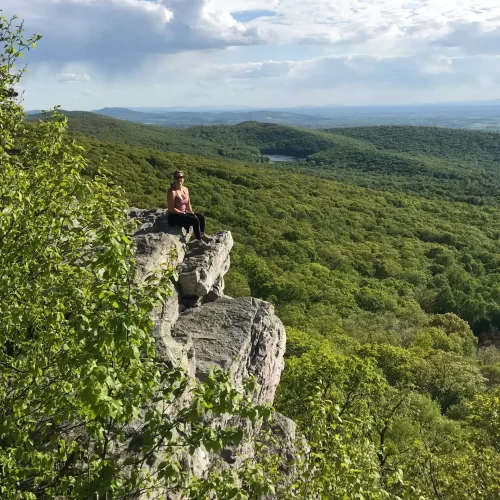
[125,99,500,112]
[28,110,500,205]
[93,107,337,129]
[90,104,500,131]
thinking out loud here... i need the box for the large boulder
[177,231,233,304]
[129,208,188,280]
[173,296,286,405]
[130,208,286,406]
[130,208,293,495]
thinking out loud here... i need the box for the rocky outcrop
[177,231,232,304]
[174,296,285,404]
[128,208,295,492]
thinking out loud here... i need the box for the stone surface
[130,208,291,497]
[202,275,225,304]
[172,296,286,405]
[130,209,187,368]
[132,214,188,280]
[267,413,297,470]
[177,231,233,302]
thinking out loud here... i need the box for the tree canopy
[0,15,276,499]
[10,10,500,498]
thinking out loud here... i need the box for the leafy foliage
[55,108,500,498]
[29,111,266,163]
[48,132,500,337]
[0,16,275,499]
[16,17,500,498]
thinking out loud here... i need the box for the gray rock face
[130,208,293,494]
[150,290,196,374]
[173,296,286,405]
[267,412,297,470]
[130,209,286,404]
[129,208,188,280]
[177,231,233,301]
[202,275,225,304]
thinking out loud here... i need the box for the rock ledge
[128,208,295,491]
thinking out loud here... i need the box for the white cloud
[2,0,260,70]
[435,22,500,55]
[58,73,91,83]
[216,0,500,51]
[5,0,500,68]
[81,89,99,97]
[5,0,500,107]
[194,51,500,104]
[213,60,294,79]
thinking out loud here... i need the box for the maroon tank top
[174,189,189,213]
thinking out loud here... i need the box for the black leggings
[167,212,205,240]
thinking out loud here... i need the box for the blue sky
[3,0,500,110]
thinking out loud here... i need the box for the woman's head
[172,170,185,186]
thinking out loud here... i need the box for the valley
[27,108,500,498]
[7,3,500,497]
[91,104,500,131]
[35,110,500,204]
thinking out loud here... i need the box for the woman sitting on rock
[167,170,209,244]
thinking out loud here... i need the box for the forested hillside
[35,112,500,205]
[328,126,500,163]
[30,111,264,162]
[74,133,500,335]
[29,110,500,498]
[10,6,500,497]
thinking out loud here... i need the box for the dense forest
[6,8,500,498]
[24,87,500,498]
[71,131,500,334]
[38,111,500,205]
[29,111,265,162]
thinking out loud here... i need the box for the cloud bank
[5,0,500,64]
[3,0,260,67]
[2,0,500,107]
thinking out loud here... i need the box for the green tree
[428,390,500,500]
[413,350,485,412]
[0,15,274,499]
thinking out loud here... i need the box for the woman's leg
[168,213,189,230]
[190,214,202,239]
[168,213,201,238]
[194,213,205,234]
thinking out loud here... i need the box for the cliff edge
[129,208,295,493]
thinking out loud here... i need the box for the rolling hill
[94,107,338,128]
[73,131,500,337]
[29,111,262,161]
[94,104,500,130]
[30,111,500,205]
[28,109,500,497]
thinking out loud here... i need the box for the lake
[263,154,300,163]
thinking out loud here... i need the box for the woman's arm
[186,188,194,214]
[167,190,185,214]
